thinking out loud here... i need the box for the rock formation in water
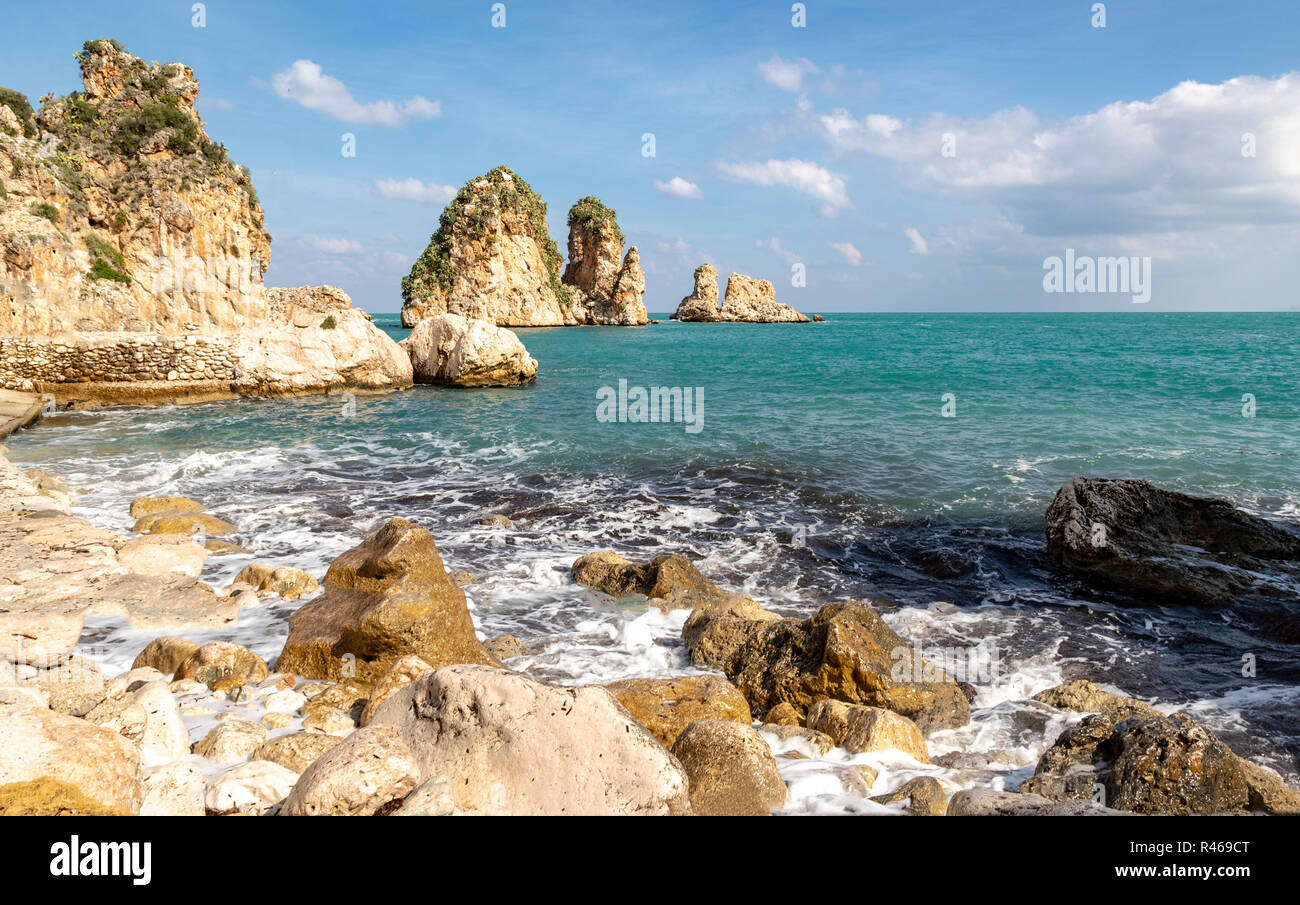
[401,313,538,386]
[672,264,809,322]
[0,39,411,405]
[1045,477,1300,604]
[561,197,647,326]
[400,166,580,328]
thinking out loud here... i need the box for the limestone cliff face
[561,197,647,326]
[401,167,579,328]
[0,40,411,404]
[672,265,809,323]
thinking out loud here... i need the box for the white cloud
[374,177,457,204]
[757,55,818,92]
[716,158,850,211]
[756,236,802,264]
[904,228,928,255]
[311,237,364,254]
[271,60,441,127]
[199,97,235,111]
[829,241,862,265]
[654,176,703,199]
[811,72,1300,235]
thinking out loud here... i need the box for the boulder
[948,788,1124,816]
[139,511,236,536]
[22,653,103,716]
[1032,679,1159,716]
[369,665,691,815]
[281,726,420,816]
[572,551,732,610]
[253,732,343,773]
[204,760,299,815]
[672,263,721,321]
[0,702,143,813]
[233,563,319,600]
[358,655,434,726]
[603,675,752,748]
[0,778,130,816]
[1019,709,1300,815]
[140,762,206,816]
[192,718,268,763]
[483,635,529,659]
[870,776,949,815]
[390,776,456,816]
[760,724,836,756]
[130,496,203,518]
[1045,477,1300,604]
[275,518,495,681]
[175,641,269,687]
[131,636,200,677]
[401,314,538,386]
[684,600,970,734]
[807,700,930,762]
[669,719,787,816]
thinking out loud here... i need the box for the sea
[7,311,1299,812]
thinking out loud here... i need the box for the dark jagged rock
[1045,477,1300,604]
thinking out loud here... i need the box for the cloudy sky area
[7,0,1300,311]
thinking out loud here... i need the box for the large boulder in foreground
[369,665,691,815]
[275,518,495,681]
[571,551,732,610]
[1045,477,1300,604]
[684,599,970,734]
[401,313,537,386]
[0,702,143,813]
[1019,709,1300,815]
[670,719,786,816]
[280,726,419,816]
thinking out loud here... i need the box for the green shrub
[88,260,131,283]
[31,202,58,223]
[320,316,337,330]
[567,196,623,243]
[0,87,37,138]
[85,234,130,283]
[111,98,196,156]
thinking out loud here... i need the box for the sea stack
[672,265,809,322]
[561,197,647,326]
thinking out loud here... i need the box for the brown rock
[358,655,434,726]
[130,496,203,518]
[132,636,201,676]
[670,719,787,816]
[274,518,495,681]
[765,702,802,726]
[1032,679,1159,716]
[871,776,949,815]
[807,700,930,762]
[483,634,529,659]
[141,511,236,536]
[603,675,752,748]
[253,732,342,773]
[572,551,734,610]
[175,641,269,687]
[280,726,419,816]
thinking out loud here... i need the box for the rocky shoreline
[2,444,1297,817]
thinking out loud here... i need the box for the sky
[5,0,1300,313]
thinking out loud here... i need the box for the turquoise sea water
[7,311,1299,795]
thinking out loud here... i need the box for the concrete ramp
[0,389,43,439]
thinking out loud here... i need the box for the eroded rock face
[401,313,538,386]
[0,41,411,404]
[1045,477,1300,604]
[684,600,970,734]
[401,167,578,328]
[1019,709,1300,815]
[369,665,692,815]
[274,518,495,681]
[561,198,647,326]
[670,719,787,816]
[672,266,809,322]
[1032,679,1159,716]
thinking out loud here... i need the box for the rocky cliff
[401,173,646,328]
[0,40,410,405]
[672,265,809,323]
[561,197,647,326]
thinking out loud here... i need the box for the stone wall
[0,334,239,388]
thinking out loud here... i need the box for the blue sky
[6,0,1300,312]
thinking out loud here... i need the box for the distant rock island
[400,167,646,328]
[672,264,809,323]
[0,40,411,405]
